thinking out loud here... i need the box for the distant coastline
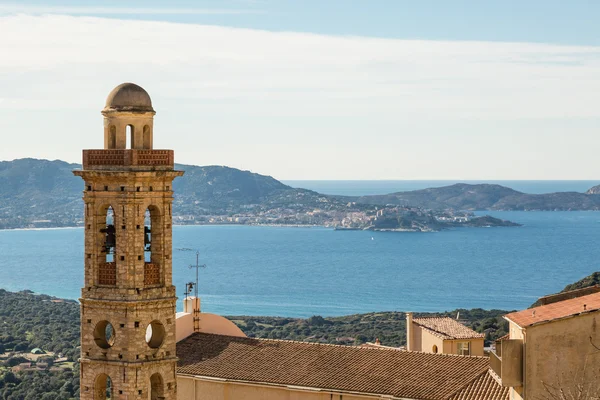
[0,219,520,232]
[1,159,599,230]
[0,226,82,232]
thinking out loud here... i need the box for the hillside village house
[74,84,600,400]
[491,286,600,400]
[406,313,485,356]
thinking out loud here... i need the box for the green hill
[356,183,600,211]
[0,158,82,228]
[0,159,324,229]
[172,164,329,215]
[561,272,600,291]
[1,158,599,229]
[173,165,290,204]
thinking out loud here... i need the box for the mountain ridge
[0,158,598,229]
[356,182,600,211]
[0,158,330,229]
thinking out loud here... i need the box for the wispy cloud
[1,14,598,119]
[1,14,599,179]
[0,4,263,15]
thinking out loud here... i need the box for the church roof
[177,332,499,400]
[413,317,485,340]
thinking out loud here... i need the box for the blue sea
[0,181,599,317]
[1,212,599,317]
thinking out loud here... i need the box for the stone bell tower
[74,83,183,399]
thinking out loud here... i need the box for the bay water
[0,211,598,317]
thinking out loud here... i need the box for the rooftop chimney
[406,312,414,352]
[183,296,201,314]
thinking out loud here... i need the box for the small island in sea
[343,210,520,232]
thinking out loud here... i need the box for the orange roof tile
[496,334,509,342]
[177,333,491,400]
[450,370,508,400]
[504,291,600,328]
[413,317,485,340]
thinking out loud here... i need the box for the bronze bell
[100,224,116,253]
[144,225,152,251]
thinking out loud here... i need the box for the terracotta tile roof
[496,334,509,341]
[177,332,490,400]
[504,291,600,328]
[413,317,485,340]
[450,370,508,400]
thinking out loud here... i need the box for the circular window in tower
[146,320,166,349]
[94,321,116,349]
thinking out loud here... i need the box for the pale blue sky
[5,0,600,45]
[1,1,599,179]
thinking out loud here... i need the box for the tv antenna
[176,248,207,299]
[177,248,207,332]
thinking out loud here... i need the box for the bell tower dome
[102,82,155,150]
[74,83,183,400]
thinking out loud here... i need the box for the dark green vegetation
[230,309,511,348]
[0,289,79,399]
[529,272,600,308]
[562,271,600,291]
[462,215,521,227]
[0,272,598,398]
[370,212,519,231]
[357,183,600,211]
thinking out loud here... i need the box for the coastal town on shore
[173,204,517,231]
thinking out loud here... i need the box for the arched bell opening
[143,206,162,286]
[102,206,116,262]
[126,125,135,149]
[149,373,164,400]
[97,205,117,286]
[144,205,163,263]
[95,373,113,399]
[144,209,152,263]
